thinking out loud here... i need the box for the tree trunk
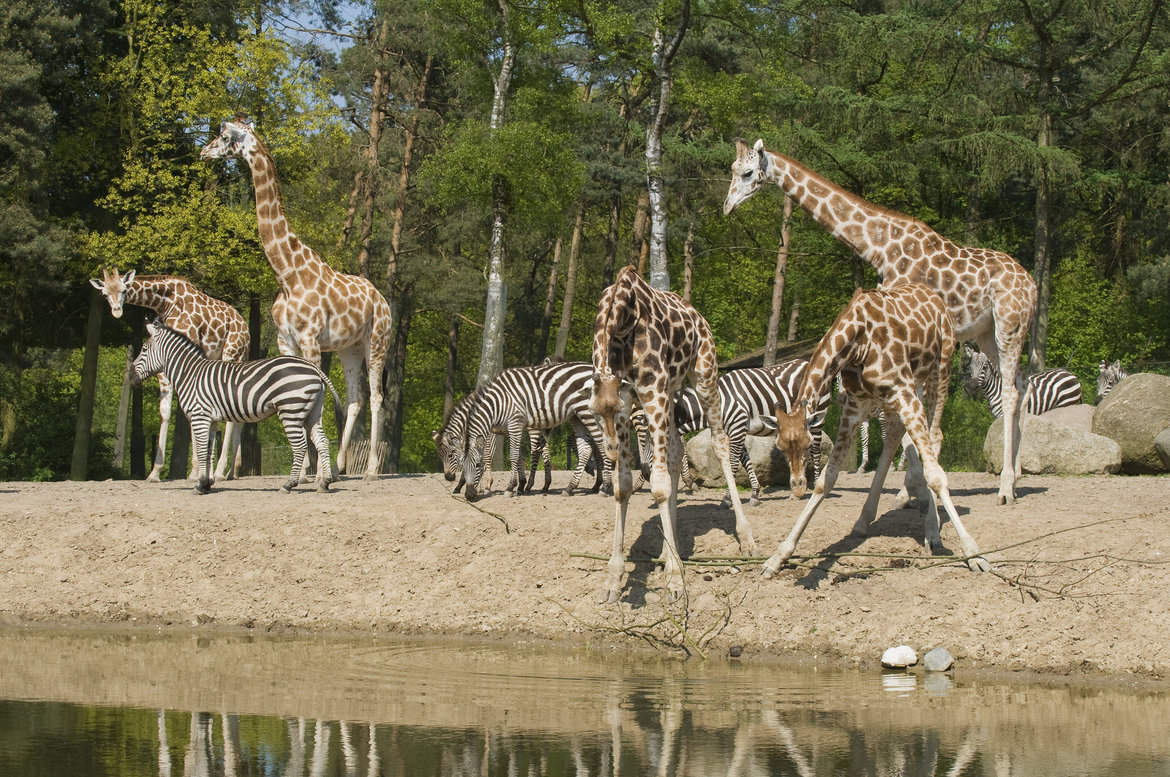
[787,298,801,341]
[477,15,516,387]
[681,220,695,302]
[444,315,459,423]
[239,294,264,476]
[1030,111,1053,370]
[764,195,795,367]
[113,346,133,472]
[70,288,104,481]
[604,194,621,288]
[644,0,689,292]
[554,201,585,361]
[340,20,391,253]
[130,313,145,479]
[384,288,413,474]
[630,189,650,274]
[537,237,561,363]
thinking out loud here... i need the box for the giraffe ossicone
[725,138,1037,506]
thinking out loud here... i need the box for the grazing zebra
[132,320,339,494]
[461,361,608,500]
[1097,359,1129,403]
[963,345,1082,417]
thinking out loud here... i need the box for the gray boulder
[1038,403,1095,433]
[1154,428,1170,471]
[984,414,1121,475]
[1092,373,1170,474]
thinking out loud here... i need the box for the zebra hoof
[279,481,296,493]
[748,496,760,507]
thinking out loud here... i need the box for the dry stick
[444,488,511,533]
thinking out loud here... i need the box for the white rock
[880,645,918,668]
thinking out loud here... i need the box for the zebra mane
[148,319,205,356]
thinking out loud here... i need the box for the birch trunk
[764,195,794,367]
[554,201,586,360]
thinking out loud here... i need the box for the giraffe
[590,265,756,603]
[201,118,393,480]
[766,283,991,577]
[89,267,249,483]
[725,138,1038,506]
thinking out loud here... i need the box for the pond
[0,627,1166,776]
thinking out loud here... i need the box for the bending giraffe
[90,267,249,483]
[725,138,1037,506]
[590,265,756,603]
[200,118,392,480]
[767,283,990,577]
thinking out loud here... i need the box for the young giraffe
[590,265,756,603]
[200,118,393,480]
[89,267,249,483]
[725,139,1037,506]
[767,283,991,577]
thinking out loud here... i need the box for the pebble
[924,647,955,672]
[881,645,918,668]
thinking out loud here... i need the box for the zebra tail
[322,373,344,419]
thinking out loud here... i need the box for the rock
[1155,428,1170,471]
[1092,373,1170,474]
[983,414,1121,475]
[923,647,955,672]
[685,429,833,489]
[1038,403,1095,433]
[880,645,918,668]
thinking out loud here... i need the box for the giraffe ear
[89,277,104,290]
[124,269,136,285]
[753,139,769,174]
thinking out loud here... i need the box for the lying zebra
[962,344,1082,417]
[132,320,341,494]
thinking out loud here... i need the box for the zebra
[963,345,1082,417]
[460,361,609,500]
[1097,359,1129,403]
[131,319,340,494]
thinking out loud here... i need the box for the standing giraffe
[768,283,990,577]
[90,267,249,482]
[725,138,1037,506]
[201,118,393,480]
[590,265,756,603]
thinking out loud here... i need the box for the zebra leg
[280,414,310,494]
[564,421,592,494]
[189,415,214,495]
[506,424,525,497]
[854,417,870,474]
[308,397,335,492]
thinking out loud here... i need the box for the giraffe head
[200,116,258,162]
[89,267,136,319]
[590,372,631,463]
[723,138,770,215]
[774,399,813,498]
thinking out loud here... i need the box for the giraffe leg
[648,410,686,602]
[600,396,635,604]
[854,403,901,535]
[763,407,854,577]
[364,344,387,482]
[334,349,365,479]
[214,421,239,482]
[147,374,172,482]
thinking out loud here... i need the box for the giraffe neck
[124,277,185,319]
[797,313,864,409]
[242,142,317,287]
[762,150,921,277]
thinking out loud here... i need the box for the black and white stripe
[965,348,1082,417]
[461,361,607,500]
[132,320,338,494]
[1096,359,1129,403]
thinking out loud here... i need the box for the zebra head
[1096,359,1127,404]
[131,319,168,384]
[963,348,994,400]
[200,116,257,162]
[460,432,488,502]
[89,267,136,319]
[432,429,461,482]
[775,399,814,499]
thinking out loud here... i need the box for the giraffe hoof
[967,555,992,573]
[600,588,621,604]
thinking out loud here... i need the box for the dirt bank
[0,471,1167,680]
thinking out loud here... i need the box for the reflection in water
[0,629,1167,776]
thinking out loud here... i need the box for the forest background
[2,0,1169,482]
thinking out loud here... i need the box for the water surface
[0,628,1166,775]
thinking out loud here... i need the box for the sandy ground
[1,469,1168,681]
